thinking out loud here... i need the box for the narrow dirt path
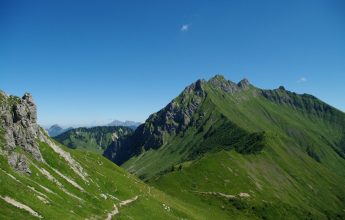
[104,195,138,220]
[105,204,119,220]
[119,196,138,207]
[192,191,250,199]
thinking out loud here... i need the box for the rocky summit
[0,92,43,173]
[208,74,250,92]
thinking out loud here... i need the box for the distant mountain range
[46,120,140,137]
[54,126,133,154]
[107,120,141,129]
[46,124,73,137]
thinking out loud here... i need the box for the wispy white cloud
[180,24,190,32]
[297,77,307,83]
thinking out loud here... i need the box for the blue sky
[1,0,344,127]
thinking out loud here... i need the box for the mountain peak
[183,79,206,96]
[46,124,72,137]
[209,74,226,82]
[22,92,32,99]
[278,86,286,90]
[238,78,250,89]
[50,124,61,128]
[208,75,249,93]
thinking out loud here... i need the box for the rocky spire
[183,79,206,96]
[208,75,251,93]
[238,78,250,89]
[0,92,43,173]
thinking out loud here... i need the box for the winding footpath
[105,195,138,220]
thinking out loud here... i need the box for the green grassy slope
[113,76,345,218]
[0,133,215,219]
[54,126,133,154]
[151,149,345,219]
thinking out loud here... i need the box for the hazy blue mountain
[107,120,141,129]
[46,124,73,137]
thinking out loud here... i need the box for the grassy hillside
[106,76,345,219]
[0,130,222,219]
[54,126,133,154]
[151,149,345,219]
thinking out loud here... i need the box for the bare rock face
[8,153,31,174]
[208,75,240,93]
[136,79,206,149]
[237,78,250,89]
[0,91,43,173]
[208,75,251,92]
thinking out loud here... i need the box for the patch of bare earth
[0,196,43,218]
[104,195,139,220]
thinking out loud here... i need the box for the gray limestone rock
[208,75,251,93]
[208,75,240,93]
[0,92,43,173]
[8,153,31,174]
[238,78,250,89]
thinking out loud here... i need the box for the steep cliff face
[135,79,206,148]
[0,91,43,173]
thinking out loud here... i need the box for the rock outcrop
[0,91,43,173]
[208,75,251,93]
[237,78,250,89]
[135,79,206,149]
